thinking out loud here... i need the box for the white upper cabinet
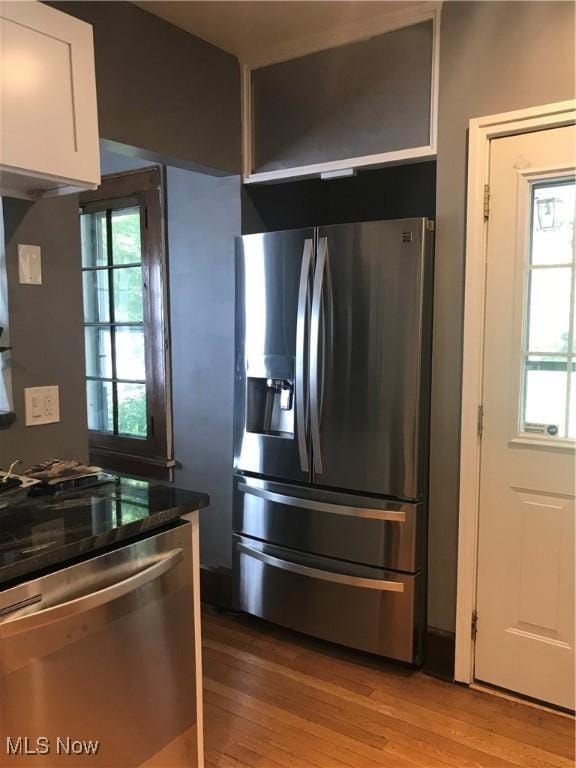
[0,1,100,199]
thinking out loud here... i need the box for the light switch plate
[18,244,42,285]
[25,386,60,426]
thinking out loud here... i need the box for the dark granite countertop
[0,476,209,588]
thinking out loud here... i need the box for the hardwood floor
[202,606,575,768]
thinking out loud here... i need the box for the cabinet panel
[1,19,76,167]
[0,1,99,197]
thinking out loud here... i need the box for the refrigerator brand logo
[401,232,413,243]
[6,737,100,756]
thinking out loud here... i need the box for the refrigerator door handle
[310,236,328,474]
[296,238,313,472]
[238,482,407,522]
[237,542,405,592]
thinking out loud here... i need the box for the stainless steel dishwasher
[0,522,200,767]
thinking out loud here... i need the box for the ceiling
[133,1,432,66]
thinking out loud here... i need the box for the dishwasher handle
[0,548,184,638]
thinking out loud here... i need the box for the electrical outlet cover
[18,244,42,285]
[25,386,60,426]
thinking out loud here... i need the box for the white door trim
[455,99,576,685]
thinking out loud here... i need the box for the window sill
[89,447,175,481]
[509,435,575,452]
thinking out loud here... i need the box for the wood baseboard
[200,565,233,610]
[423,627,456,681]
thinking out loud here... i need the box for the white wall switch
[25,386,60,426]
[18,244,42,285]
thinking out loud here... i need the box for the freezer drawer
[233,476,424,572]
[233,534,423,663]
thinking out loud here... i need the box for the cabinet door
[0,1,99,189]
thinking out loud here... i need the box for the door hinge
[483,184,490,221]
[471,609,478,641]
[477,404,484,437]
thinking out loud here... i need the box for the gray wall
[253,20,433,171]
[99,147,156,175]
[167,167,241,565]
[241,162,435,233]
[428,0,575,632]
[0,196,88,469]
[51,1,241,175]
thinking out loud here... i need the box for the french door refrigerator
[233,218,434,664]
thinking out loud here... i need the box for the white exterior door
[475,125,575,710]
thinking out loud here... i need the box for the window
[520,178,576,440]
[80,168,172,477]
[0,198,14,425]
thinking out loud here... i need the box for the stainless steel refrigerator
[233,218,434,664]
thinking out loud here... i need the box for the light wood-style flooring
[202,606,575,768]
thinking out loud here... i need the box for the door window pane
[83,270,110,323]
[87,380,113,432]
[520,177,575,439]
[115,327,146,381]
[81,211,108,268]
[85,327,112,378]
[523,357,567,436]
[113,268,144,322]
[117,382,147,437]
[531,182,575,266]
[527,267,571,353]
[570,373,576,439]
[112,207,142,265]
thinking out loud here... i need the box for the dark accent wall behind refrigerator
[242,161,436,234]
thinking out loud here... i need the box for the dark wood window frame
[80,167,173,479]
